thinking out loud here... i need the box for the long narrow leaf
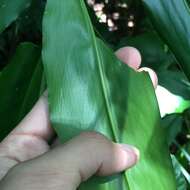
[42,0,176,189]
[172,155,190,185]
[142,0,190,80]
[0,42,42,141]
[171,155,187,190]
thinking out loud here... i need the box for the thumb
[33,132,139,188]
[2,132,139,190]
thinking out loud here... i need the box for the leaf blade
[0,42,42,141]
[42,0,176,189]
[142,0,190,80]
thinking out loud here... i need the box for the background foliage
[0,0,189,189]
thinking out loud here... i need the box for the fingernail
[120,144,140,167]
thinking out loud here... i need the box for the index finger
[10,94,54,141]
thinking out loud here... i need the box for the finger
[0,94,54,178]
[138,67,158,89]
[11,94,54,141]
[19,132,139,189]
[115,47,142,70]
[115,47,158,89]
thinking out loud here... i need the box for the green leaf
[158,71,190,100]
[0,0,32,33]
[171,155,187,190]
[174,142,190,164]
[0,42,42,141]
[161,114,183,145]
[42,0,176,189]
[18,59,45,120]
[142,0,190,80]
[172,155,190,186]
[18,0,45,35]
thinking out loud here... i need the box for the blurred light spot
[128,21,135,28]
[95,11,107,23]
[107,19,117,31]
[187,134,190,139]
[129,15,134,19]
[99,14,107,23]
[93,3,104,11]
[108,19,114,27]
[87,0,95,6]
[109,26,118,31]
[113,12,120,20]
[118,3,128,8]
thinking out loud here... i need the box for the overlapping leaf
[0,43,42,141]
[142,0,190,80]
[0,0,32,33]
[42,0,176,189]
[158,71,190,100]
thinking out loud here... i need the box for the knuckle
[79,131,112,150]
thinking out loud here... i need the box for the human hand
[0,47,157,190]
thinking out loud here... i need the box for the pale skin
[0,47,157,190]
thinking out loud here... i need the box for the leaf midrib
[80,1,131,189]
[80,0,118,142]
